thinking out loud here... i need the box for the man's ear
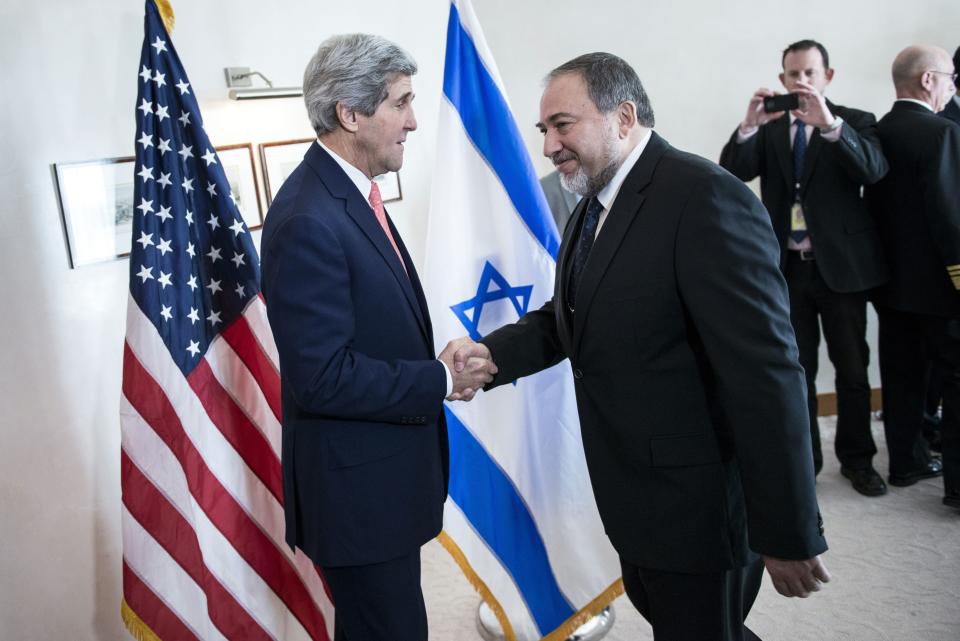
[824,67,835,84]
[618,101,638,137]
[336,101,359,133]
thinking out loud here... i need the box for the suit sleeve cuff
[818,116,844,141]
[948,264,960,290]
[736,124,759,143]
[438,359,453,396]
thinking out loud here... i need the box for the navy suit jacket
[260,142,448,567]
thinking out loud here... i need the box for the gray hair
[547,52,655,127]
[303,34,417,136]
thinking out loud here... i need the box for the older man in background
[867,45,960,509]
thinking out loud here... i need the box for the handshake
[438,337,498,402]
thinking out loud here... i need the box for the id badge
[790,202,806,231]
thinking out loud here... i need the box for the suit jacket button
[573,368,583,379]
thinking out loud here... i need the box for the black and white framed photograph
[54,156,136,268]
[216,143,264,231]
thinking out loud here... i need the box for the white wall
[1,1,956,638]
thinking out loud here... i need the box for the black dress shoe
[888,459,943,487]
[944,491,960,509]
[841,466,888,496]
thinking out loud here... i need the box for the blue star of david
[450,261,533,341]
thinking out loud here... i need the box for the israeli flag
[423,2,623,639]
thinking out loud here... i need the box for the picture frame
[54,143,264,269]
[53,156,137,268]
[374,170,403,203]
[258,138,313,206]
[259,138,403,205]
[215,143,264,231]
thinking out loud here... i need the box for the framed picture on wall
[216,143,264,231]
[54,156,136,268]
[259,138,313,206]
[259,138,403,205]
[54,144,264,269]
[374,171,402,203]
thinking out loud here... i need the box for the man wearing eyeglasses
[720,40,889,498]
[867,45,960,511]
[940,46,960,126]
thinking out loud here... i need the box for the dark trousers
[620,556,764,641]
[785,253,876,471]
[323,549,427,641]
[877,307,960,491]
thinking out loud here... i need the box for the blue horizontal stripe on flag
[442,3,561,260]
[445,406,574,634]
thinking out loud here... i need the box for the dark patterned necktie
[567,197,604,309]
[791,119,809,244]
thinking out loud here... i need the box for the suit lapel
[556,196,589,351]
[771,116,794,190]
[800,100,836,190]
[388,214,432,349]
[305,143,430,346]
[571,132,668,357]
[346,199,431,345]
[799,127,823,191]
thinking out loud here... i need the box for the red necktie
[368,181,407,275]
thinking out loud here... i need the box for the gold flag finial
[154,0,175,33]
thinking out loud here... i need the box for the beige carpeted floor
[420,416,960,641]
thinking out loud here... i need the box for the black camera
[763,93,800,113]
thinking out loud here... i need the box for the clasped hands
[439,337,497,402]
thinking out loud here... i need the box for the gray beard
[556,131,623,198]
[560,158,621,198]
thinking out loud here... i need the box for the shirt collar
[895,98,935,112]
[316,138,373,200]
[596,129,652,212]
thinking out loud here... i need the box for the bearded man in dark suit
[451,52,830,641]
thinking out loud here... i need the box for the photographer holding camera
[720,39,890,498]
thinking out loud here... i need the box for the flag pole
[153,0,174,33]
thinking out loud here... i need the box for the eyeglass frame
[926,69,958,82]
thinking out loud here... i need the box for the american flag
[120,2,334,639]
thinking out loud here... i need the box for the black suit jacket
[941,96,960,127]
[260,143,448,567]
[719,101,888,293]
[867,101,960,317]
[481,133,827,574]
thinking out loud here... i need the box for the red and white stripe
[120,295,335,640]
